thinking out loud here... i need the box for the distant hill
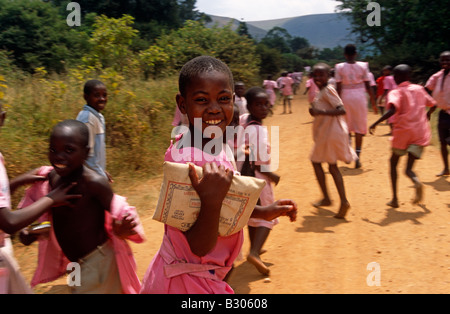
[206,13,356,49]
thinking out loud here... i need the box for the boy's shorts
[392,145,424,159]
[70,239,122,294]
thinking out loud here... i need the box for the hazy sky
[195,0,339,21]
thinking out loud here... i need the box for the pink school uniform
[425,69,450,114]
[280,76,294,97]
[239,114,277,229]
[263,80,278,107]
[383,75,398,104]
[335,61,371,134]
[140,136,243,294]
[18,166,145,294]
[386,82,436,150]
[306,78,319,104]
[310,86,357,164]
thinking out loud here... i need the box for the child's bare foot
[313,198,332,208]
[247,254,270,276]
[412,181,423,204]
[387,199,399,208]
[436,169,449,177]
[334,201,350,219]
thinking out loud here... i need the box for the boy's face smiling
[84,84,107,112]
[49,126,89,178]
[177,70,234,136]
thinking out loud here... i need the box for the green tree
[236,21,253,39]
[260,27,292,54]
[0,0,89,73]
[84,15,138,72]
[336,0,449,79]
[152,21,260,84]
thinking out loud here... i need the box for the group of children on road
[0,44,448,294]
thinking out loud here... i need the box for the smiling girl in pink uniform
[139,56,297,294]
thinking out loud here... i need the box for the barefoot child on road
[309,63,356,219]
[369,64,436,208]
[139,56,297,294]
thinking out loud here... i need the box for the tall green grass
[1,70,179,186]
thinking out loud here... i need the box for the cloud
[195,0,338,21]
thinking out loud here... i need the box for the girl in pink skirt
[309,63,357,219]
[240,87,281,275]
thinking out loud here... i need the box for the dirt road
[15,89,450,294]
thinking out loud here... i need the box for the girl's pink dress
[140,136,244,294]
[335,61,370,134]
[306,78,319,104]
[239,114,277,230]
[263,80,278,106]
[310,86,357,164]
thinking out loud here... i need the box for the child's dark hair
[313,63,331,73]
[179,56,234,97]
[344,44,357,56]
[52,119,89,147]
[245,87,267,106]
[83,79,105,95]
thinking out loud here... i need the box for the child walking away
[369,65,436,208]
[425,51,450,177]
[18,120,145,293]
[0,105,80,294]
[76,80,112,182]
[139,56,297,294]
[279,72,294,114]
[309,63,356,219]
[240,87,281,275]
[335,44,376,169]
[263,75,278,109]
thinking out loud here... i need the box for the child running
[0,105,79,294]
[139,56,297,294]
[18,120,144,293]
[369,65,436,208]
[335,44,376,169]
[309,63,356,219]
[425,51,450,177]
[263,75,278,109]
[240,87,281,275]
